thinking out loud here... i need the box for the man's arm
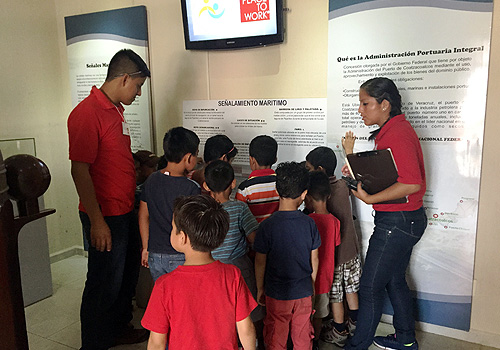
[147,331,166,350]
[236,315,256,350]
[138,200,150,267]
[71,161,111,252]
[255,252,267,306]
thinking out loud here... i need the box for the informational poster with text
[328,0,493,331]
[65,6,153,152]
[183,98,327,176]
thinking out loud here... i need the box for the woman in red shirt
[345,77,427,350]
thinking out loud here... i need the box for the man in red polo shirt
[68,49,150,350]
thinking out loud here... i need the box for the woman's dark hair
[360,77,402,140]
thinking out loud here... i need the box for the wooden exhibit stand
[0,151,55,349]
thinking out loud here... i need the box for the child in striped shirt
[204,160,265,347]
[236,135,280,223]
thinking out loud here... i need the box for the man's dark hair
[173,195,229,252]
[203,135,238,163]
[163,127,199,163]
[306,146,337,176]
[249,135,278,166]
[106,49,151,81]
[276,161,309,199]
[307,171,331,202]
[204,160,234,193]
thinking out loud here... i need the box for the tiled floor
[25,255,498,350]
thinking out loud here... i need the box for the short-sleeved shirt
[141,171,201,254]
[327,176,360,265]
[374,114,426,212]
[236,169,280,222]
[141,261,257,350]
[211,200,259,261]
[309,213,341,295]
[68,86,135,216]
[254,210,321,300]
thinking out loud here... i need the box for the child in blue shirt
[254,161,321,350]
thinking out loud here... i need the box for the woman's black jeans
[346,207,427,350]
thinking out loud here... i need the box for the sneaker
[321,327,349,347]
[347,317,356,337]
[373,334,418,350]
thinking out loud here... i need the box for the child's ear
[300,189,308,201]
[182,153,192,165]
[203,182,210,192]
[231,179,237,189]
[317,166,326,173]
[180,231,189,246]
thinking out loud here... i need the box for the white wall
[0,0,82,254]
[1,0,499,344]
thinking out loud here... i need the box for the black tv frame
[180,0,284,50]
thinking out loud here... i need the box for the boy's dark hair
[307,171,331,202]
[306,146,337,176]
[249,135,278,166]
[275,161,309,199]
[163,127,200,163]
[204,160,234,193]
[106,49,151,81]
[173,195,229,252]
[204,135,238,163]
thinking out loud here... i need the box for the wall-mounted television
[181,0,284,50]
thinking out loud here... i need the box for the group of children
[137,127,362,350]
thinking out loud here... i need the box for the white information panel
[328,0,493,330]
[65,6,153,152]
[183,98,327,174]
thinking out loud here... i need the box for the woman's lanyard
[114,105,130,136]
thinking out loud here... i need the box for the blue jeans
[148,252,185,281]
[80,211,141,350]
[346,207,427,350]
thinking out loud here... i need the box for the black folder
[346,148,407,204]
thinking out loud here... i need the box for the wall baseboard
[380,315,500,348]
[49,245,87,264]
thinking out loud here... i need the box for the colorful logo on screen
[199,0,225,18]
[240,0,271,22]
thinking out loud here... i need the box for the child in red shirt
[141,195,257,350]
[304,171,341,349]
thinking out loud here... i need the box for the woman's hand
[352,182,420,205]
[351,182,373,204]
[342,131,356,155]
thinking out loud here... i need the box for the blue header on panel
[329,0,493,13]
[65,6,148,41]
